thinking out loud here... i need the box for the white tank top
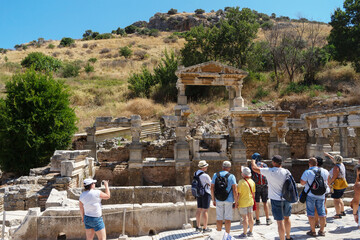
[80,189,102,217]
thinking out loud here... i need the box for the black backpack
[282,170,299,203]
[191,172,205,198]
[214,172,231,201]
[310,169,326,195]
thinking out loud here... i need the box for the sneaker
[266,218,272,225]
[238,233,248,238]
[203,228,212,233]
[341,211,346,216]
[255,219,260,225]
[247,231,253,237]
[195,227,202,232]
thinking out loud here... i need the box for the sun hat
[198,160,209,168]
[334,155,343,164]
[223,161,231,168]
[83,178,97,186]
[242,166,252,177]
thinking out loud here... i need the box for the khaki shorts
[238,206,253,215]
[216,201,233,220]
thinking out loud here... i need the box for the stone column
[265,115,291,160]
[307,129,331,158]
[174,115,191,185]
[232,84,246,110]
[174,82,190,117]
[84,126,97,163]
[339,127,349,158]
[355,128,360,158]
[227,86,236,110]
[128,115,143,185]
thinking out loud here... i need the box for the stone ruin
[1,61,360,239]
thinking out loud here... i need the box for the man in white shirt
[194,160,212,233]
[251,155,293,240]
[300,157,329,237]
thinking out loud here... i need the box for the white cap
[84,178,97,186]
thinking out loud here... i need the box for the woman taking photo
[79,178,111,240]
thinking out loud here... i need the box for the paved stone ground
[129,207,360,240]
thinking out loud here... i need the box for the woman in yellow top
[236,166,256,238]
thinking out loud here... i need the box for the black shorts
[255,185,268,203]
[197,192,211,209]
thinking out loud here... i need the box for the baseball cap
[84,178,97,186]
[223,161,231,168]
[251,153,261,160]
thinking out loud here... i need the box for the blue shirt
[301,166,330,200]
[211,171,237,202]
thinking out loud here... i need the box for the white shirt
[260,167,288,201]
[195,170,211,194]
[80,189,102,217]
[301,166,330,200]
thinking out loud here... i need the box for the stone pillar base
[175,142,190,161]
[129,143,143,163]
[175,161,191,185]
[269,142,291,159]
[307,143,332,158]
[128,162,143,186]
[231,141,247,165]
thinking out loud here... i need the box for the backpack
[310,169,326,195]
[191,172,205,198]
[282,170,298,203]
[251,163,267,185]
[214,172,231,201]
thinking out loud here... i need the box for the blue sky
[0,0,344,49]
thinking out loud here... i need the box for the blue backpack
[282,170,298,203]
[191,172,205,198]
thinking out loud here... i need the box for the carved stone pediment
[176,61,248,86]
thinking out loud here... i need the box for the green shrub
[47,44,55,49]
[84,63,94,73]
[149,29,160,37]
[195,9,205,14]
[0,69,77,174]
[94,33,113,40]
[60,37,75,47]
[21,52,62,72]
[88,57,97,63]
[125,25,137,34]
[4,56,8,62]
[61,62,81,78]
[167,8,178,15]
[113,27,126,36]
[0,48,8,54]
[119,46,132,58]
[254,86,269,99]
[128,67,155,98]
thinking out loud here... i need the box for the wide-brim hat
[334,155,343,164]
[198,160,209,168]
[84,178,97,186]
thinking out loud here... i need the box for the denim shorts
[84,215,105,232]
[271,200,292,221]
[306,196,326,217]
[216,201,233,221]
[331,188,346,199]
[197,192,211,209]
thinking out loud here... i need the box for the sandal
[306,231,317,237]
[341,211,346,216]
[333,214,342,219]
[318,230,326,236]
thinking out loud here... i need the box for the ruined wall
[285,129,308,159]
[143,140,175,159]
[242,132,269,159]
[97,146,130,162]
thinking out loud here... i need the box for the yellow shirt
[237,178,255,208]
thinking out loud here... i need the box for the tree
[60,37,75,47]
[0,69,77,174]
[180,7,259,68]
[125,25,137,34]
[329,0,360,72]
[195,9,205,14]
[21,52,62,72]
